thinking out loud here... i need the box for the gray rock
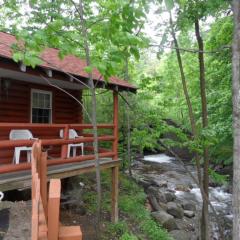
[151,179,168,188]
[170,230,192,240]
[148,195,162,211]
[165,191,176,202]
[156,191,167,203]
[158,202,168,211]
[175,218,195,232]
[147,186,167,203]
[175,184,190,192]
[184,210,195,218]
[152,210,178,231]
[181,201,196,211]
[167,202,184,219]
[147,186,159,196]
[138,179,152,189]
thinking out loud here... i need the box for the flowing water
[134,154,232,239]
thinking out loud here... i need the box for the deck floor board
[0,158,120,191]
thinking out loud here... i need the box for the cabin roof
[0,31,137,92]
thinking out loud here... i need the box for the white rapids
[143,154,174,164]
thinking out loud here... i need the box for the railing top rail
[0,135,115,148]
[70,124,115,129]
[0,123,115,129]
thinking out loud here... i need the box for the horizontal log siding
[0,79,82,164]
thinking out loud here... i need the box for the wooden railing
[31,140,82,240]
[0,123,118,174]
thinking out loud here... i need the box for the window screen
[31,90,52,123]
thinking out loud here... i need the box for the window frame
[30,89,53,124]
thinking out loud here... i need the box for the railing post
[40,151,48,217]
[113,91,118,160]
[61,124,69,159]
[48,179,61,240]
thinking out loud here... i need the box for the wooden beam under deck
[0,158,120,192]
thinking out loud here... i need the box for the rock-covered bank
[132,154,232,240]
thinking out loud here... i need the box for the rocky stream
[132,154,232,240]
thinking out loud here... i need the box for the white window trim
[30,89,52,123]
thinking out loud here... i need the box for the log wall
[0,79,82,164]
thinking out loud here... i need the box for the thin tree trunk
[126,100,132,176]
[169,13,202,186]
[78,0,102,237]
[195,18,209,240]
[124,57,132,176]
[232,0,240,239]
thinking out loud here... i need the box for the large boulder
[184,210,195,218]
[156,191,167,203]
[147,186,167,203]
[146,186,159,196]
[181,200,196,211]
[165,191,176,202]
[152,210,178,231]
[170,230,192,240]
[158,202,168,211]
[137,178,152,189]
[148,195,162,211]
[167,202,184,219]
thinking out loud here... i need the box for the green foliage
[209,168,229,185]
[79,172,172,240]
[120,233,138,240]
[1,0,149,80]
[119,175,173,240]
[105,221,130,239]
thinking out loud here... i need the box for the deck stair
[31,140,82,240]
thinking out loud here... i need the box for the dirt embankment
[0,201,31,240]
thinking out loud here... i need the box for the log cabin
[0,31,137,222]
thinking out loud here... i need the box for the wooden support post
[61,125,69,159]
[113,91,119,160]
[48,179,61,240]
[112,91,119,223]
[32,176,40,240]
[40,151,48,217]
[111,166,119,223]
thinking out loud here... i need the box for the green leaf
[130,46,140,60]
[84,65,94,73]
[164,0,174,11]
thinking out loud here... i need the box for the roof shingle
[0,31,136,91]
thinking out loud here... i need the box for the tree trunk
[195,18,209,240]
[126,94,132,176]
[124,57,132,176]
[169,14,197,137]
[78,0,102,237]
[232,0,240,239]
[169,13,202,184]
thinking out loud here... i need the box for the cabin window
[31,89,52,123]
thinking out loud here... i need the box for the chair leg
[67,145,71,158]
[81,145,84,155]
[72,147,77,157]
[15,149,21,164]
[13,151,16,164]
[27,151,31,163]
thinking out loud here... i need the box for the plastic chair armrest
[31,138,39,140]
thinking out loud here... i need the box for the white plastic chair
[9,129,38,164]
[60,129,84,157]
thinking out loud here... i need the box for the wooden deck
[0,158,120,192]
